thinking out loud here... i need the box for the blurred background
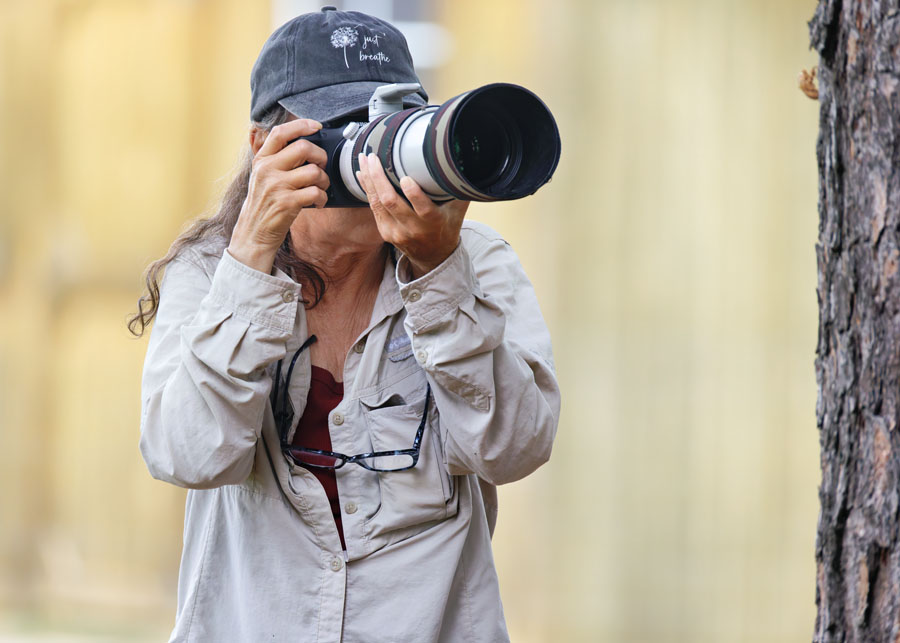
[0,0,820,641]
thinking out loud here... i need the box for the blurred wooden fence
[0,1,820,641]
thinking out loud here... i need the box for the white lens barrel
[337,107,451,203]
[392,107,449,199]
[337,131,369,202]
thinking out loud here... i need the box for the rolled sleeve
[395,242,478,332]
[208,249,302,337]
[392,224,559,485]
[139,248,303,489]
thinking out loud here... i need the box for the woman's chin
[301,204,372,218]
[296,205,383,245]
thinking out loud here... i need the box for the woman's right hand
[228,118,330,274]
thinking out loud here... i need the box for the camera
[300,83,562,207]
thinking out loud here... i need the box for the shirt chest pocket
[360,385,457,537]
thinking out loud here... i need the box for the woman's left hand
[357,153,469,279]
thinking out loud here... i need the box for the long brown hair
[127,105,326,337]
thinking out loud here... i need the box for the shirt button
[353,340,365,354]
[330,557,344,572]
[408,290,421,302]
[345,502,358,514]
[416,350,427,362]
[281,290,295,303]
[331,412,344,426]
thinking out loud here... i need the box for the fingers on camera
[292,185,328,210]
[284,163,330,191]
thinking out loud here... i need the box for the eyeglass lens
[287,447,416,472]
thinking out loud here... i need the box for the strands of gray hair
[127,105,327,337]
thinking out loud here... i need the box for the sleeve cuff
[206,249,301,336]
[395,242,479,332]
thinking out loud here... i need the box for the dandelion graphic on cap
[331,27,359,69]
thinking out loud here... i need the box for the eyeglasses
[271,335,431,473]
[283,385,431,472]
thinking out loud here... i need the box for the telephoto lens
[302,83,562,207]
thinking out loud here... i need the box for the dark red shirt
[291,365,346,549]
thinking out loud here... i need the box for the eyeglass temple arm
[412,384,432,449]
[274,334,318,441]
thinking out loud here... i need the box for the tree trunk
[811,1,900,641]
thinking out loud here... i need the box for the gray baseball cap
[250,6,428,124]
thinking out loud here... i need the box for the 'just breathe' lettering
[359,50,390,64]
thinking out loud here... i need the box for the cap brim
[278,80,428,123]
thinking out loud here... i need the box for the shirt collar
[370,245,404,323]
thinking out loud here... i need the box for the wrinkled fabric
[140,221,560,642]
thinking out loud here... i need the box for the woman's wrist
[227,239,278,275]
[406,258,440,280]
[404,237,461,280]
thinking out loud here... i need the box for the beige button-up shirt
[140,221,560,642]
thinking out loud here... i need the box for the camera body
[300,124,368,208]
[300,82,561,208]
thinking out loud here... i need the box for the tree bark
[812,1,900,641]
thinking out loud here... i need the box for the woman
[131,8,559,642]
